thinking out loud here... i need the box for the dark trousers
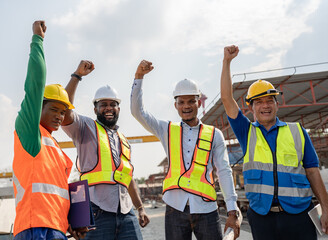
[247,204,317,240]
[165,205,222,240]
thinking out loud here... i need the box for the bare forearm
[62,77,79,126]
[220,48,240,119]
[128,179,143,209]
[306,168,328,209]
[65,77,80,104]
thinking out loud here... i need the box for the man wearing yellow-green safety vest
[131,60,241,240]
[220,45,328,239]
[61,61,150,240]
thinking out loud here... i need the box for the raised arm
[220,45,240,119]
[62,60,95,126]
[131,60,168,135]
[15,21,47,157]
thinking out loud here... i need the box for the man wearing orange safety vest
[220,45,328,239]
[131,60,241,240]
[61,62,150,240]
[13,21,86,240]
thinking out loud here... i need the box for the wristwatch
[227,210,240,218]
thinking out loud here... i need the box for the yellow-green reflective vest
[81,121,133,188]
[243,122,313,215]
[163,122,217,201]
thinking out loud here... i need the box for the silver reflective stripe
[246,184,274,195]
[32,183,69,200]
[246,184,312,197]
[278,186,313,197]
[287,123,303,164]
[42,136,63,157]
[13,173,25,207]
[243,161,306,175]
[244,161,273,172]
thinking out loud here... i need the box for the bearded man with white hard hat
[131,60,240,240]
[61,63,149,240]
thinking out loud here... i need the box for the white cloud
[52,0,320,72]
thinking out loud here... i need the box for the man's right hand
[74,60,95,78]
[33,21,46,38]
[135,60,154,79]
[223,45,239,62]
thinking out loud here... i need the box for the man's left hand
[224,213,240,239]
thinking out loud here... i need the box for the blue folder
[68,180,95,229]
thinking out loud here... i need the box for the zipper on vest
[272,151,278,201]
[262,128,279,202]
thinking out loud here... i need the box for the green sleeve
[15,34,46,157]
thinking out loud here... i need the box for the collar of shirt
[96,119,119,132]
[181,119,202,128]
[252,117,286,132]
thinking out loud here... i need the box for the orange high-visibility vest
[80,121,133,188]
[163,122,217,201]
[13,125,72,236]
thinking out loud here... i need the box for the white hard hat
[93,85,121,104]
[173,79,201,98]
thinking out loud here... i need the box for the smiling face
[174,95,201,127]
[250,95,278,130]
[41,101,67,133]
[94,99,120,129]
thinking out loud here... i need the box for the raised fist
[223,45,239,61]
[33,21,46,38]
[135,60,154,79]
[74,60,95,77]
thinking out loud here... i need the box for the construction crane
[0,135,159,178]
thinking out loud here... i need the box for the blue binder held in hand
[68,180,95,229]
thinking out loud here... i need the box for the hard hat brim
[93,97,121,105]
[245,90,281,105]
[44,98,75,109]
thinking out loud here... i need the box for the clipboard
[68,180,95,229]
[308,204,323,235]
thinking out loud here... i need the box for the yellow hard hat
[245,79,281,105]
[44,84,74,109]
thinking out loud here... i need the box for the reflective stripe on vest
[243,122,313,214]
[81,121,133,188]
[13,125,72,235]
[163,122,216,201]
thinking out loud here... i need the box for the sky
[0,0,327,180]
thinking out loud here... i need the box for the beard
[97,112,119,129]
